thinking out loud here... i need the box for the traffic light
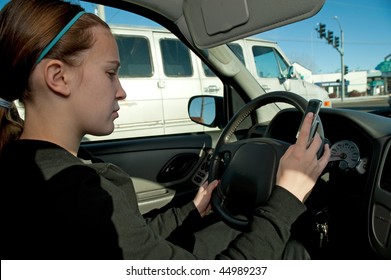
[344,65,349,74]
[317,23,326,38]
[334,36,340,48]
[327,30,334,44]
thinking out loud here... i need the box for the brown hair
[0,0,110,152]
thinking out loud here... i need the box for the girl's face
[69,26,126,137]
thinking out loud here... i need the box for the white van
[17,25,331,141]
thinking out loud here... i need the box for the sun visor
[183,0,325,49]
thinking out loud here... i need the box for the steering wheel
[209,91,324,231]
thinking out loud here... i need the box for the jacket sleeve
[143,201,201,238]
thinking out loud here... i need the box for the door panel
[131,177,175,214]
[81,133,215,213]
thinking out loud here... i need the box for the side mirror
[287,65,297,79]
[188,95,224,128]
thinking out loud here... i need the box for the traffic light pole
[334,16,344,101]
[316,18,346,101]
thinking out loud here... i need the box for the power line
[259,37,391,46]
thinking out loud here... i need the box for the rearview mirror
[188,95,224,128]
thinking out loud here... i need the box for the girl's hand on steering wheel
[193,179,220,217]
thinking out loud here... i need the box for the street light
[334,16,345,101]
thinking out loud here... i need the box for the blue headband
[0,97,12,109]
[36,11,86,64]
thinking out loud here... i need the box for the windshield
[3,0,389,142]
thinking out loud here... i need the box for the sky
[259,0,391,73]
[1,0,390,74]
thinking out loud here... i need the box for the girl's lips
[112,109,119,118]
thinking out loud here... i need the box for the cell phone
[296,99,322,148]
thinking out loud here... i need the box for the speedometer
[329,140,360,170]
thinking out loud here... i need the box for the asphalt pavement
[331,94,389,109]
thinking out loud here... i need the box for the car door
[82,132,215,214]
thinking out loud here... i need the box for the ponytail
[0,104,24,154]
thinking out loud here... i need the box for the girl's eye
[107,71,117,79]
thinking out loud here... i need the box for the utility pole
[315,18,347,101]
[334,16,344,101]
[95,4,106,21]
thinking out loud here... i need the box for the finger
[317,143,331,169]
[207,180,220,191]
[200,180,208,190]
[307,132,322,155]
[296,112,314,148]
[200,180,218,194]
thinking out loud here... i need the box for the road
[331,95,390,111]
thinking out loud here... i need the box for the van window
[252,46,280,78]
[115,35,153,77]
[160,38,193,77]
[203,43,245,77]
[202,63,216,77]
[275,50,290,77]
[228,43,245,65]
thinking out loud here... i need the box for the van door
[196,59,222,99]
[272,45,312,99]
[152,32,204,135]
[244,39,331,106]
[243,40,286,93]
[196,42,245,100]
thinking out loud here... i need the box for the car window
[76,6,224,141]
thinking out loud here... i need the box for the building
[293,62,389,99]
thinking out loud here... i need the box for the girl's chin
[90,125,115,137]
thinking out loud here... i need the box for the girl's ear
[44,60,71,97]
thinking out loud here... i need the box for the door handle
[204,85,220,93]
[157,153,199,183]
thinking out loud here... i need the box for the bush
[348,90,365,97]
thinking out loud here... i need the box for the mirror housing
[287,65,297,79]
[188,95,224,128]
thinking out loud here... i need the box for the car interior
[77,0,391,259]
